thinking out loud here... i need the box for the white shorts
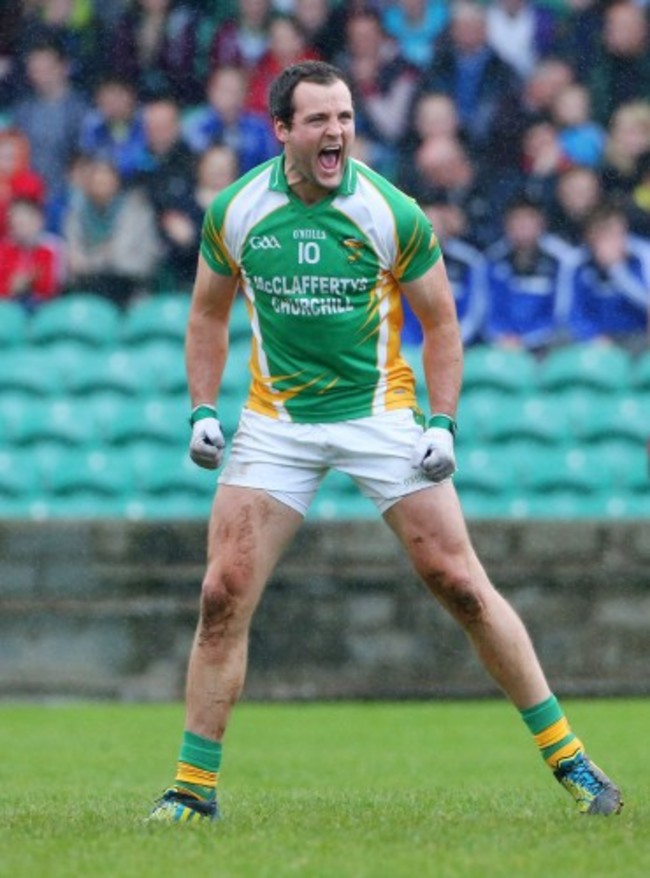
[218,408,437,515]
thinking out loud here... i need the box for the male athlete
[149,62,622,822]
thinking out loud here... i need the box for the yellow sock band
[175,761,219,788]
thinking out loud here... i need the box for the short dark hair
[268,61,351,127]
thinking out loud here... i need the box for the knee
[198,565,250,640]
[420,561,486,626]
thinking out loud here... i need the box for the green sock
[520,695,584,768]
[174,730,222,801]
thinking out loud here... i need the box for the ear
[273,118,290,144]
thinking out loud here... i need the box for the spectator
[293,0,334,60]
[519,119,573,213]
[588,1,650,126]
[141,96,195,211]
[0,129,46,239]
[78,75,149,181]
[549,83,606,168]
[601,100,650,198]
[400,135,501,250]
[520,56,575,128]
[108,0,203,106]
[382,0,449,71]
[418,1,524,169]
[245,14,321,114]
[11,39,89,228]
[335,8,419,171]
[0,0,26,108]
[208,0,272,71]
[397,91,465,189]
[0,196,65,310]
[485,0,558,79]
[157,144,239,291]
[182,65,277,172]
[484,194,574,351]
[17,0,107,93]
[556,0,604,81]
[63,157,161,306]
[403,198,487,347]
[567,202,650,350]
[549,165,604,248]
[627,150,650,239]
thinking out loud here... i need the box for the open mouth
[318,145,342,172]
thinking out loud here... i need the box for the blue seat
[0,448,40,498]
[480,396,570,447]
[128,444,217,498]
[104,398,188,447]
[65,349,153,397]
[573,395,648,445]
[29,294,121,347]
[132,340,188,396]
[47,448,131,498]
[0,350,62,397]
[10,398,98,447]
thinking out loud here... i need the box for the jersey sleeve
[393,198,442,284]
[199,195,238,276]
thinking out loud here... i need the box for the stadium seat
[462,346,538,396]
[522,452,603,496]
[0,449,40,498]
[228,294,252,342]
[572,395,648,445]
[479,395,570,447]
[64,349,153,397]
[632,350,650,393]
[0,300,27,349]
[123,493,213,521]
[129,445,217,498]
[132,340,188,397]
[538,344,631,396]
[121,293,191,346]
[454,447,511,496]
[9,398,99,447]
[29,294,121,347]
[104,398,188,447]
[308,491,375,521]
[47,448,131,498]
[0,349,62,397]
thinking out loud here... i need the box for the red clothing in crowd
[0,235,63,301]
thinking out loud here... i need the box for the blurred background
[0,0,648,701]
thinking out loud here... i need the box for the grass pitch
[1,699,648,878]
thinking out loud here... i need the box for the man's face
[274,79,355,203]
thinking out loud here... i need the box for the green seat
[47,448,131,497]
[632,350,650,393]
[11,398,98,447]
[308,491,375,521]
[228,294,252,342]
[65,349,153,397]
[573,395,648,445]
[462,346,538,396]
[522,450,604,496]
[122,293,191,346]
[129,446,216,497]
[132,340,188,396]
[0,449,40,498]
[507,493,607,519]
[0,350,62,397]
[480,396,570,447]
[454,447,511,496]
[29,294,121,347]
[0,300,27,349]
[104,398,187,447]
[123,493,212,520]
[41,340,104,389]
[539,344,631,395]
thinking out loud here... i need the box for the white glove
[410,415,457,483]
[189,405,226,470]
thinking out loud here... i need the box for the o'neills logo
[250,235,281,249]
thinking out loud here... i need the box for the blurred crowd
[0,0,649,354]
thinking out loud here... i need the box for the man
[149,61,622,823]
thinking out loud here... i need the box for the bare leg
[185,486,303,739]
[384,482,551,709]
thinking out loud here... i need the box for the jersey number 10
[297,242,321,264]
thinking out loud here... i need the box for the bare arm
[186,254,240,408]
[400,258,463,418]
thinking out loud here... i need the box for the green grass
[1,699,649,878]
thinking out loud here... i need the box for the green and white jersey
[201,155,441,423]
